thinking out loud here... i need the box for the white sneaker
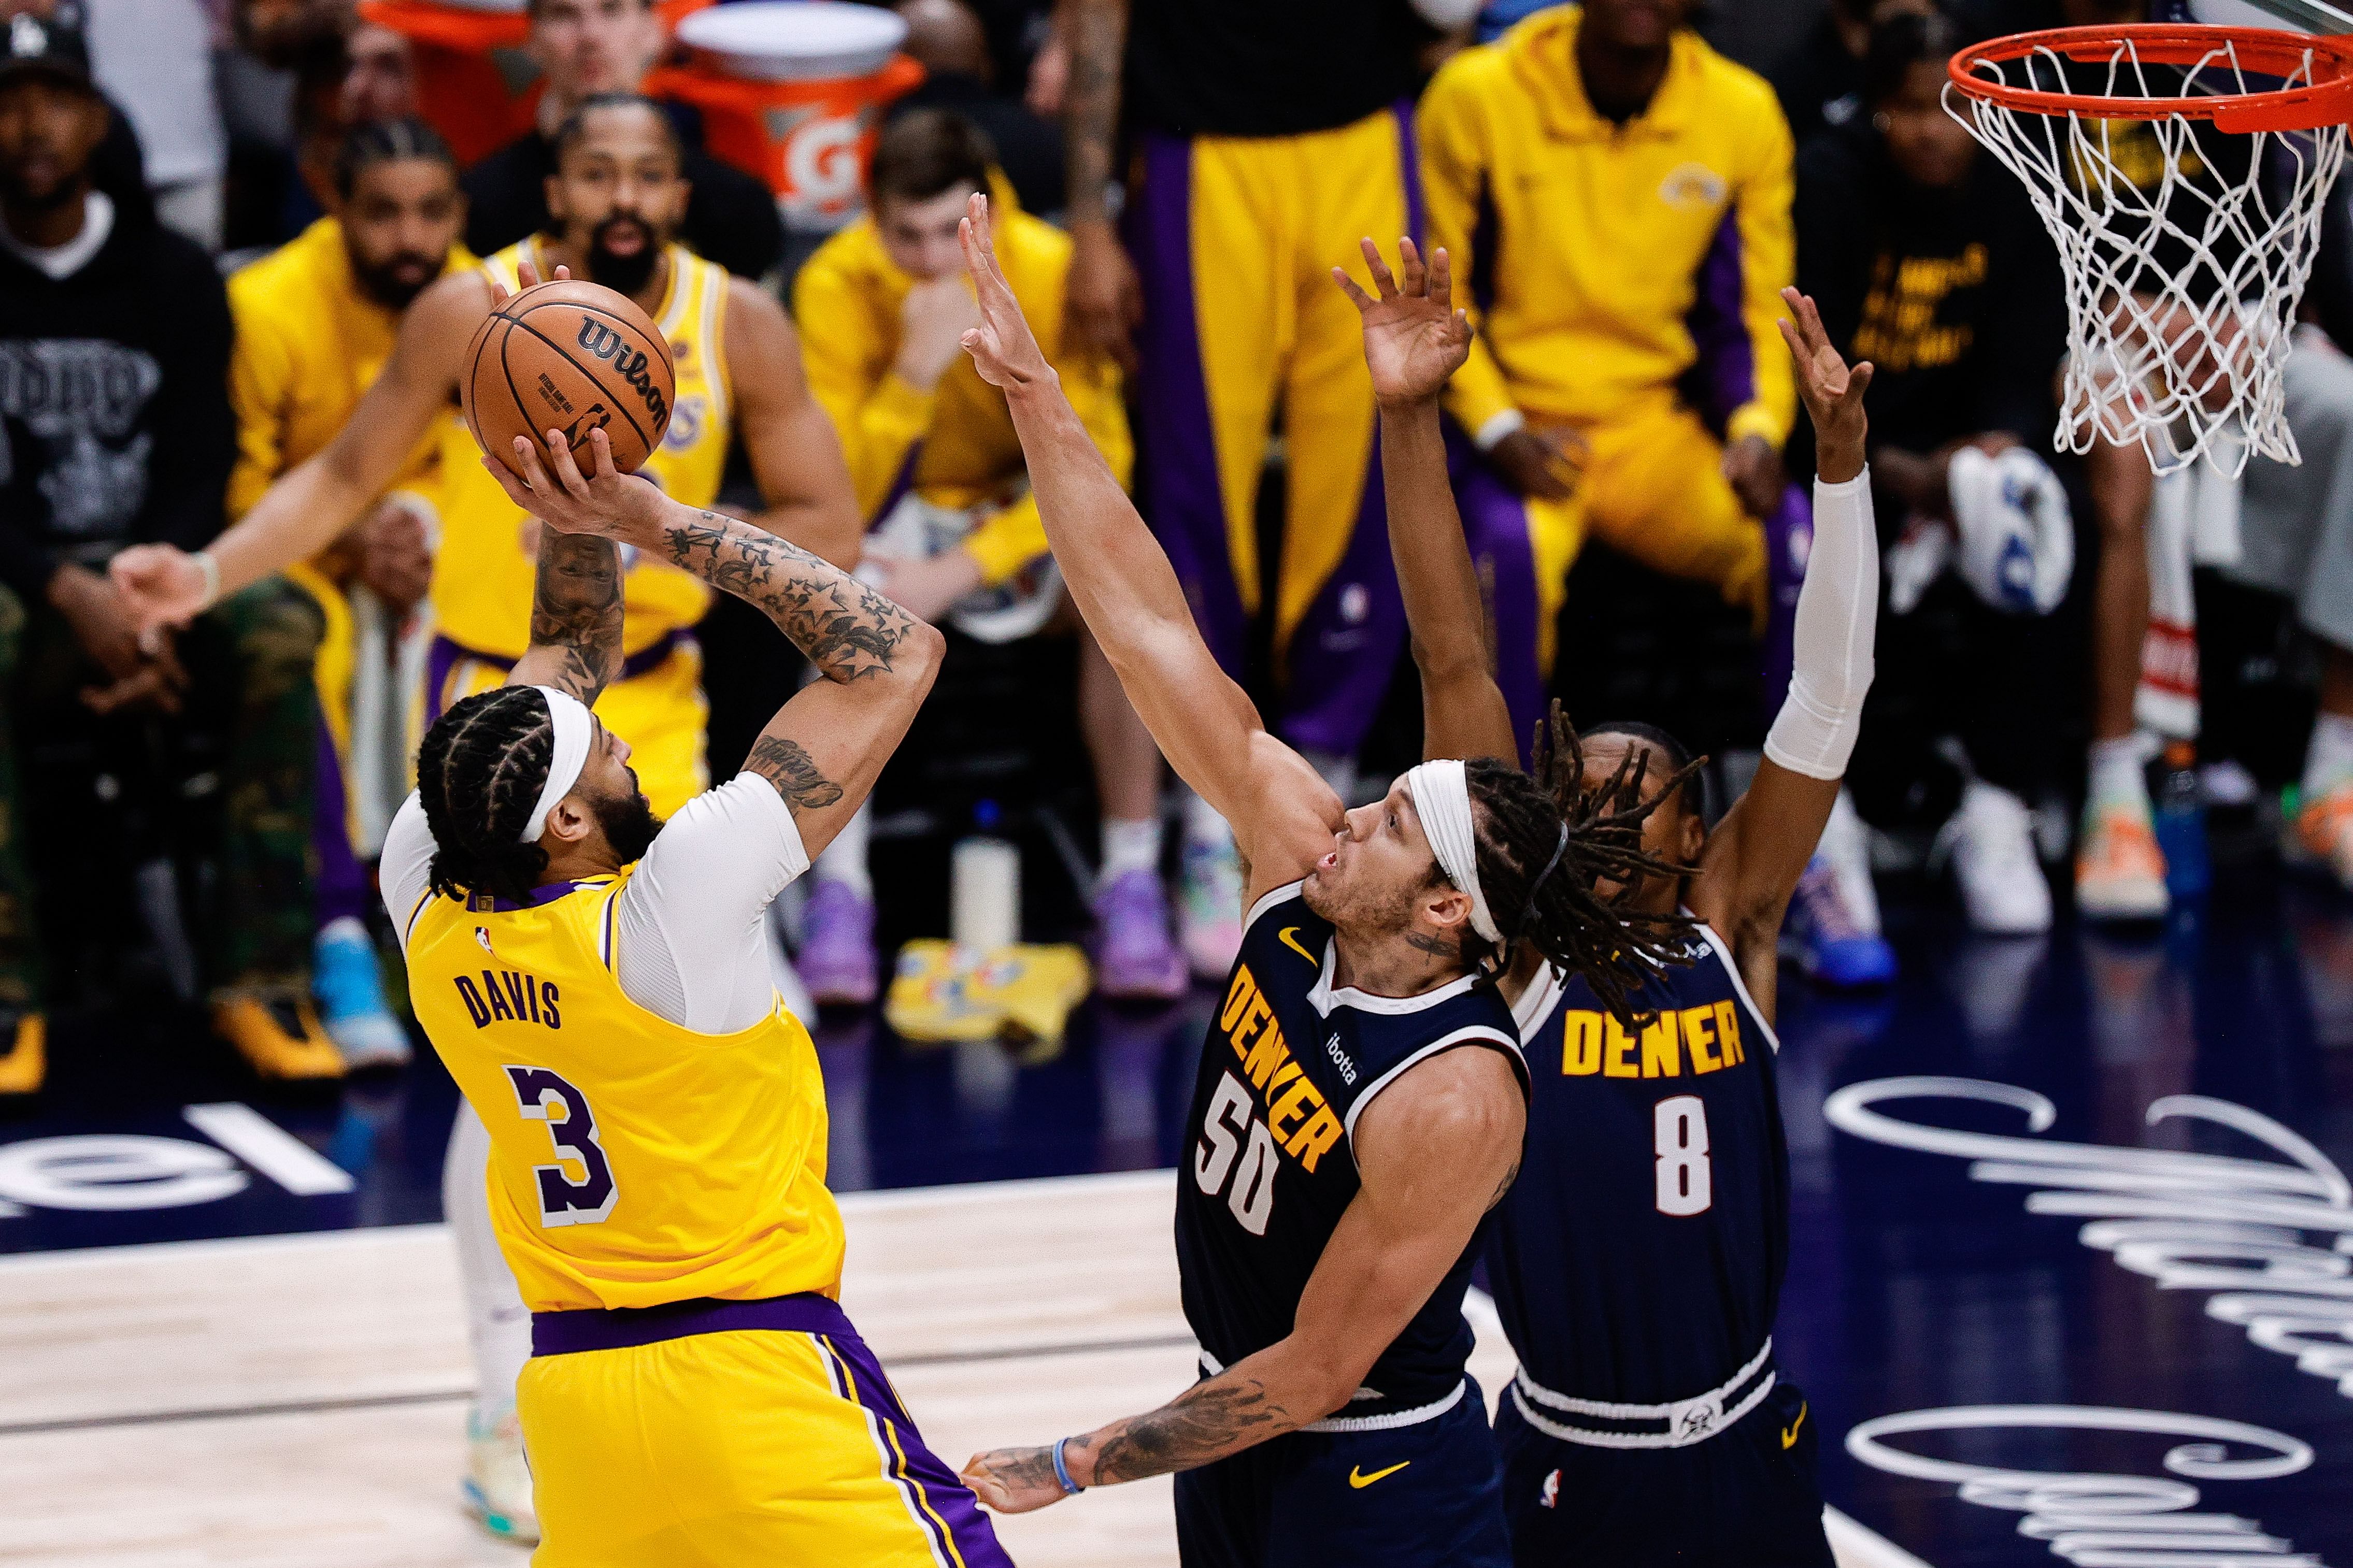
[1937,782,2053,934]
[463,1401,539,1545]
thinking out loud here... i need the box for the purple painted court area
[2,867,2349,1567]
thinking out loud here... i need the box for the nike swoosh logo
[1781,1405,1807,1449]
[1348,1461,1410,1489]
[1279,926,1318,963]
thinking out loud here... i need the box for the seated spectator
[1795,7,2072,940]
[1419,0,1800,755]
[891,0,1064,216]
[461,0,783,281]
[792,110,1185,1002]
[0,10,305,1091]
[223,118,472,1071]
[0,0,155,228]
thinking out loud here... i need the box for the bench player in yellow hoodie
[113,93,860,822]
[1419,0,1801,756]
[383,413,1007,1568]
[221,118,472,1077]
[792,110,1185,1004]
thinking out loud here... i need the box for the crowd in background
[3,0,2352,1099]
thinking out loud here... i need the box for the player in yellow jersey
[110,92,860,824]
[221,117,472,1076]
[384,417,1006,1568]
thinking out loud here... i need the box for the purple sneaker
[798,879,878,1006]
[1094,870,1189,1001]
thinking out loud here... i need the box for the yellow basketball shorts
[521,1294,1012,1568]
[425,634,710,821]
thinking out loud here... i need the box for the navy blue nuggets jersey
[1175,883,1529,1418]
[1487,924,1789,1436]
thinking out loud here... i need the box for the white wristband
[193,549,221,613]
[1472,409,1527,451]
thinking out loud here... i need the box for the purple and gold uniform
[1419,7,1801,750]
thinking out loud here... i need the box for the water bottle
[951,801,1020,954]
[2151,741,2209,901]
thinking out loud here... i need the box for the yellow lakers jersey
[406,870,845,1312]
[431,238,732,661]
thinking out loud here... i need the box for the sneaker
[0,1011,44,1096]
[1094,870,1189,1001]
[1178,831,1244,980]
[798,879,878,1006]
[1779,793,1896,987]
[212,994,346,1081]
[1937,782,2053,935]
[2293,778,2353,890]
[312,922,411,1071]
[2076,794,2171,922]
[463,1401,539,1545]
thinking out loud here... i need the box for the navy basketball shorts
[1493,1379,1834,1568]
[1175,1375,1510,1568]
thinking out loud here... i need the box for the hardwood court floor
[0,1169,1906,1568]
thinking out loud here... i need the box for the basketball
[462,279,675,477]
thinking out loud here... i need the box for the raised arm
[961,1046,1524,1509]
[479,427,943,861]
[1335,238,1519,767]
[957,193,1338,901]
[723,277,864,570]
[1689,286,1877,999]
[111,267,492,631]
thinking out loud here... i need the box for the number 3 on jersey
[1654,1094,1713,1217]
[506,1065,619,1227]
[1195,1072,1278,1236]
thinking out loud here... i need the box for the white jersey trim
[1341,1024,1528,1145]
[1243,880,1305,936]
[1511,1336,1777,1449]
[1510,919,1778,1056]
[1198,1349,1467,1432]
[1307,945,1482,1019]
[1692,919,1780,1055]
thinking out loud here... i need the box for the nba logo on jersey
[1540,1470,1559,1509]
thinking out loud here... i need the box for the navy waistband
[532,1292,852,1357]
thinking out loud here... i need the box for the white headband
[520,686,593,844]
[1403,759,1501,945]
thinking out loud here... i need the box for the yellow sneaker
[0,1012,45,1096]
[2295,780,2353,890]
[212,995,346,1081]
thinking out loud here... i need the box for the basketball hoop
[1946,24,2353,475]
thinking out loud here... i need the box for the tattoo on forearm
[1065,0,1126,222]
[744,735,844,811]
[660,511,915,682]
[1090,1376,1290,1485]
[529,533,622,699]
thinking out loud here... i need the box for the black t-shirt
[1795,123,2066,464]
[461,105,785,282]
[0,205,233,598]
[1124,0,1428,138]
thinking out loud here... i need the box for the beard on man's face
[590,772,661,865]
[586,212,659,296]
[351,250,441,310]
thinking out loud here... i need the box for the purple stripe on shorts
[1129,128,1251,681]
[1685,206,1755,437]
[873,440,924,528]
[530,1291,853,1356]
[424,635,465,727]
[310,699,369,928]
[821,1330,1017,1568]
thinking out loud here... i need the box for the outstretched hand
[958,193,1056,392]
[487,255,568,312]
[1333,237,1472,408]
[478,424,665,544]
[1776,285,1871,484]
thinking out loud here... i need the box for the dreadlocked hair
[1462,704,1707,1024]
[415,686,559,905]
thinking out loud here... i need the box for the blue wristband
[1051,1436,1085,1494]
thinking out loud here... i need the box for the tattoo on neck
[743,735,844,811]
[1091,1376,1290,1486]
[661,511,914,682]
[1404,929,1460,960]
[528,533,622,700]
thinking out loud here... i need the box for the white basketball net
[1947,34,2349,476]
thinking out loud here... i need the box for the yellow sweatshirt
[1419,7,1796,450]
[225,216,472,516]
[793,202,1131,586]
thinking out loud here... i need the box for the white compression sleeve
[441,1100,533,1415]
[1764,470,1879,782]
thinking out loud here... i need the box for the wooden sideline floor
[0,1170,1914,1567]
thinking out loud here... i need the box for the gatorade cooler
[648,2,923,234]
[358,0,714,167]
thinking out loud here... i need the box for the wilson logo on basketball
[575,316,671,428]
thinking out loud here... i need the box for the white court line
[182,1103,358,1195]
[1826,1505,1935,1568]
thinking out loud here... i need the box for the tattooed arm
[477,427,945,858]
[961,1047,1524,1512]
[1060,0,1140,368]
[505,528,623,702]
